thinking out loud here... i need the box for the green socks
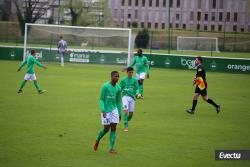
[109,131,116,150]
[123,113,128,128]
[96,129,106,142]
[33,81,41,91]
[139,83,144,95]
[19,80,26,90]
[128,114,133,121]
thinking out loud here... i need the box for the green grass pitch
[0,60,249,167]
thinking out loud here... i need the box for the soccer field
[0,60,249,167]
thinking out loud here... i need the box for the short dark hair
[31,50,36,55]
[111,71,119,77]
[127,67,134,72]
[137,48,143,53]
[196,56,203,63]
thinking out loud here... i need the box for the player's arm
[116,87,122,118]
[33,57,46,69]
[99,85,106,115]
[17,60,27,71]
[194,67,203,85]
[129,57,136,67]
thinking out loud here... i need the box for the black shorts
[195,86,207,96]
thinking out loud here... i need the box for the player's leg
[18,73,32,94]
[138,79,144,96]
[109,123,118,154]
[202,95,221,114]
[186,92,200,114]
[60,53,64,67]
[109,109,119,154]
[128,96,135,122]
[31,74,46,94]
[18,80,27,94]
[94,113,111,151]
[122,96,129,131]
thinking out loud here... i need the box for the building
[109,0,250,32]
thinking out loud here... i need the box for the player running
[128,49,149,99]
[17,50,47,94]
[93,71,122,154]
[120,67,140,132]
[186,56,220,114]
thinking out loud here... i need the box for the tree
[12,0,49,35]
[67,0,93,26]
[135,28,150,49]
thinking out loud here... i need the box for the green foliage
[0,61,250,167]
[135,28,150,49]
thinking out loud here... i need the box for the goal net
[23,23,133,65]
[177,36,219,52]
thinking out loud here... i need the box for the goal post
[177,36,219,52]
[23,23,133,65]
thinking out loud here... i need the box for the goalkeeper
[120,67,140,132]
[58,36,67,67]
[17,50,47,94]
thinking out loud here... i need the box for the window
[204,25,207,31]
[122,0,125,6]
[148,22,151,28]
[233,25,237,31]
[156,0,159,7]
[135,10,138,19]
[176,14,179,21]
[170,0,173,8]
[162,23,165,29]
[155,23,158,29]
[129,0,132,6]
[135,0,138,6]
[198,0,202,9]
[212,12,215,21]
[211,25,215,31]
[190,11,194,21]
[226,12,230,21]
[219,12,223,21]
[163,0,166,7]
[219,0,223,9]
[128,22,131,28]
[197,24,200,30]
[128,13,131,19]
[182,24,186,29]
[212,0,216,9]
[141,22,144,28]
[218,25,222,31]
[114,9,118,19]
[149,0,152,7]
[142,0,145,7]
[205,13,208,21]
[197,12,201,21]
[240,28,244,32]
[176,23,179,28]
[177,0,180,8]
[234,13,238,22]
